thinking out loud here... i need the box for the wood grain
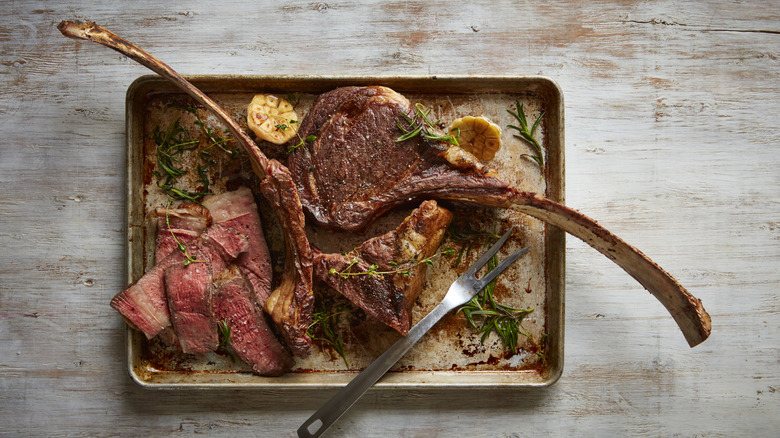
[1,0,778,436]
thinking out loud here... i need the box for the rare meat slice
[154,203,211,263]
[212,265,294,376]
[110,208,248,343]
[290,85,711,348]
[110,253,181,339]
[202,186,273,306]
[165,224,249,355]
[313,200,453,334]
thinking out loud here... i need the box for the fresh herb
[217,318,232,349]
[287,134,316,155]
[194,119,241,158]
[164,202,203,265]
[446,227,500,268]
[397,103,460,146]
[451,228,535,352]
[216,318,236,361]
[507,101,545,169]
[328,247,456,279]
[152,118,212,202]
[307,304,351,367]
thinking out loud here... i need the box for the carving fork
[298,226,530,437]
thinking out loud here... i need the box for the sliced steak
[58,21,317,358]
[154,203,211,263]
[203,186,273,306]
[165,225,249,355]
[212,265,294,376]
[313,200,453,334]
[291,85,711,347]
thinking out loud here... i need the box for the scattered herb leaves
[307,304,352,367]
[451,227,536,353]
[397,103,460,146]
[328,247,456,279]
[287,134,316,155]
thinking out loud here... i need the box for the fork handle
[297,299,454,438]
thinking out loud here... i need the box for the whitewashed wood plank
[1,0,779,436]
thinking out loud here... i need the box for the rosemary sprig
[307,304,351,367]
[216,318,237,362]
[446,227,500,268]
[217,318,232,351]
[152,118,213,202]
[507,101,545,168]
[397,103,459,146]
[328,247,456,279]
[452,228,535,352]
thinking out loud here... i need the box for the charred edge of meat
[313,200,453,335]
[261,161,315,358]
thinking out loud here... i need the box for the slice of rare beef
[154,203,211,263]
[313,200,453,335]
[202,186,273,306]
[212,265,294,376]
[165,222,250,355]
[290,85,711,348]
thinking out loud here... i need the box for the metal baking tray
[125,75,565,389]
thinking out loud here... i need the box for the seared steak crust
[313,200,453,334]
[289,86,515,233]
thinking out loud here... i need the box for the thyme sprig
[287,134,316,155]
[164,201,204,266]
[195,119,242,159]
[507,101,545,168]
[328,247,456,279]
[307,304,351,367]
[397,103,460,146]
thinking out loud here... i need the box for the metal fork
[297,226,530,438]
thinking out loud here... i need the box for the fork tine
[471,245,531,292]
[461,226,515,278]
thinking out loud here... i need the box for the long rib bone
[58,21,315,357]
[292,86,711,347]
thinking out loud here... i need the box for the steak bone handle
[57,20,269,178]
[514,192,711,347]
[59,20,316,356]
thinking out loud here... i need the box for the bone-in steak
[290,85,711,347]
[313,200,453,334]
[290,86,514,233]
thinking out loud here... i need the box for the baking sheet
[125,75,565,388]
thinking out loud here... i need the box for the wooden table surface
[1,1,778,436]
